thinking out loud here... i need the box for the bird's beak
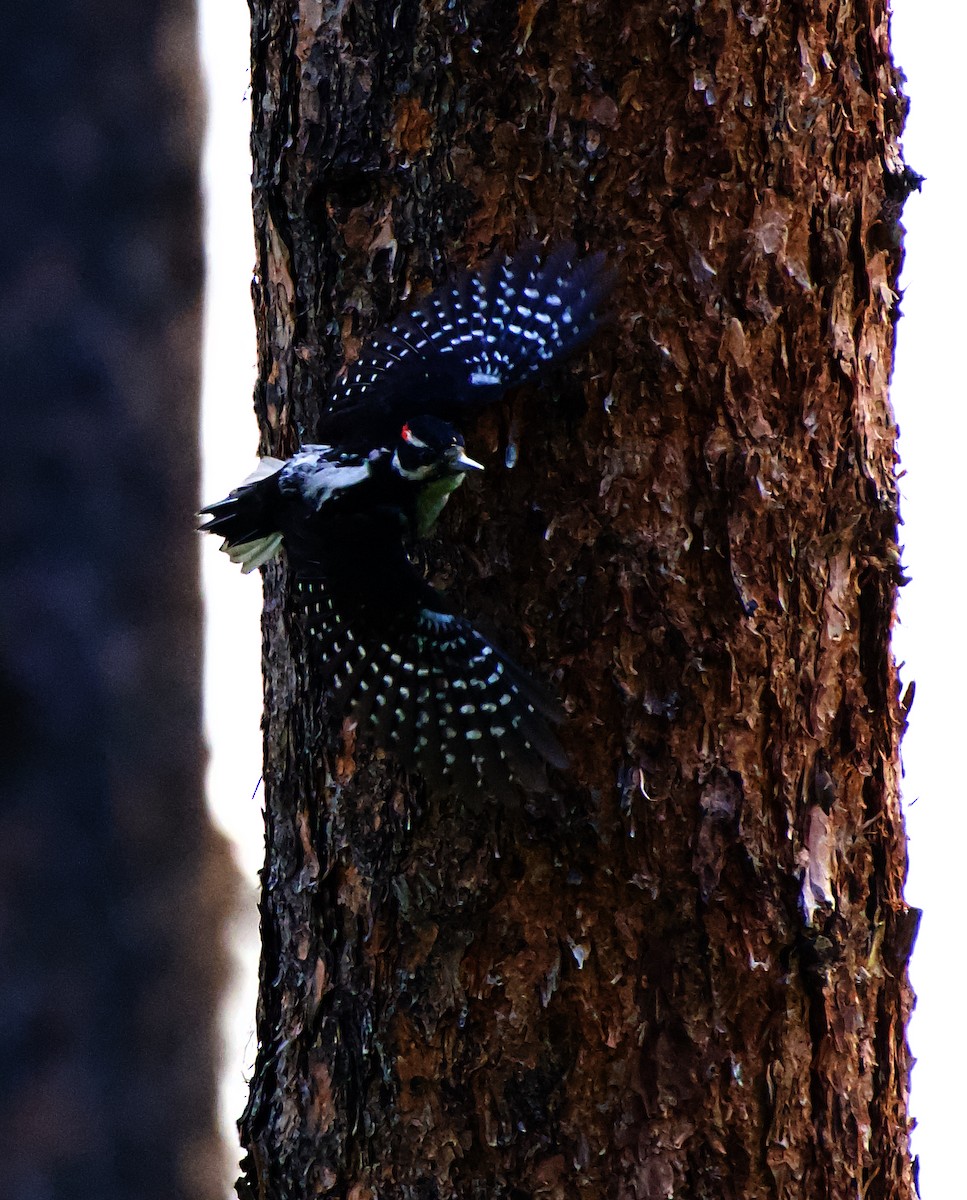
[448,447,484,473]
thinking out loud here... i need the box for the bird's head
[393,416,484,481]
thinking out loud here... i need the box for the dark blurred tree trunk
[239,2,917,1197]
[0,5,234,1200]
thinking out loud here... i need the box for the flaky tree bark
[239,2,917,1197]
[0,5,233,1199]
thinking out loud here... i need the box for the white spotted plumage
[297,580,566,796]
[319,243,611,450]
[202,245,611,798]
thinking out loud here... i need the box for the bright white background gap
[197,0,261,1184]
[198,3,963,1193]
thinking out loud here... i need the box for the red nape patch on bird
[401,423,412,442]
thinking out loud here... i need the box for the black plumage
[317,242,612,449]
[201,416,566,795]
[203,244,611,797]
[200,416,478,574]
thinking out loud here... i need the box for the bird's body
[201,420,478,574]
[202,416,566,794]
[202,243,611,796]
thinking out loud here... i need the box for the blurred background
[0,5,234,1200]
[0,2,958,1198]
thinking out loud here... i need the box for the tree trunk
[0,5,234,1199]
[239,2,917,1197]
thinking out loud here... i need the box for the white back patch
[283,449,372,510]
[240,457,285,487]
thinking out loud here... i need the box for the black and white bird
[203,244,610,796]
[201,415,482,574]
[201,416,567,795]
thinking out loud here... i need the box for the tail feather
[200,460,286,571]
[222,533,284,573]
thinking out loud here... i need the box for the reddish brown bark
[239,2,917,1197]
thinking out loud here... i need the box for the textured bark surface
[0,5,233,1199]
[240,2,917,1197]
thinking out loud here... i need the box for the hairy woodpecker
[201,415,481,573]
[201,415,568,795]
[204,244,609,796]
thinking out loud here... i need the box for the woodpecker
[201,416,567,795]
[204,243,610,796]
[317,241,612,449]
[200,415,481,573]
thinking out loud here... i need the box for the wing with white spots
[296,579,567,797]
[318,243,612,447]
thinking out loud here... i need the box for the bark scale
[240,2,917,1197]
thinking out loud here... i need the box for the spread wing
[317,243,612,448]
[203,453,567,796]
[296,559,567,797]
